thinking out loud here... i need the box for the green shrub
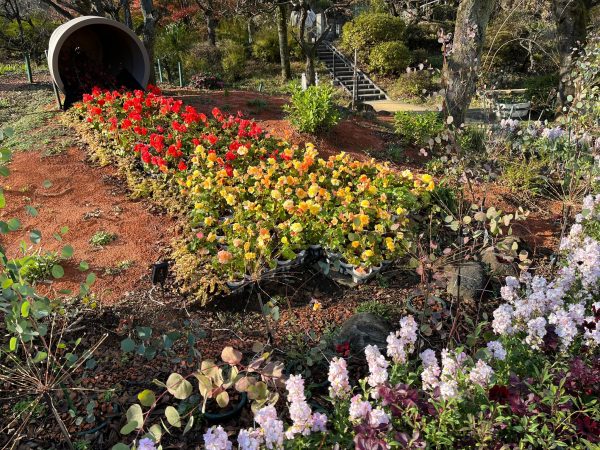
[90,230,117,247]
[500,158,546,196]
[284,84,340,134]
[410,48,429,65]
[457,126,486,154]
[251,26,302,63]
[390,70,437,100]
[20,251,60,283]
[220,39,247,81]
[368,41,411,75]
[217,17,249,45]
[355,300,397,320]
[523,73,559,110]
[187,42,223,74]
[341,13,406,55]
[394,111,443,146]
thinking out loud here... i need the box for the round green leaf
[165,406,181,427]
[79,261,90,271]
[51,264,64,279]
[166,373,192,400]
[121,338,135,353]
[61,245,74,258]
[138,389,156,407]
[30,229,42,244]
[7,218,20,231]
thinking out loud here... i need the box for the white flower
[469,360,494,387]
[486,341,506,361]
[238,428,262,450]
[203,425,232,450]
[368,408,390,427]
[365,345,388,389]
[349,394,372,422]
[492,304,514,336]
[439,379,459,400]
[525,317,547,349]
[386,332,407,364]
[328,357,351,399]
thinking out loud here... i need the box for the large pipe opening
[48,16,150,108]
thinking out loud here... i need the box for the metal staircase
[316,41,388,102]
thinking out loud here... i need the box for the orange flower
[217,250,233,264]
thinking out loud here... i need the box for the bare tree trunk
[305,47,316,85]
[121,0,133,29]
[140,0,156,84]
[277,3,291,80]
[552,0,589,108]
[206,12,217,46]
[443,0,496,125]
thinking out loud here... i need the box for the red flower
[178,160,187,171]
[225,164,233,177]
[335,341,350,357]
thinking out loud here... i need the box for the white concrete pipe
[47,16,150,97]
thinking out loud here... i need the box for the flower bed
[73,87,434,301]
[117,196,600,449]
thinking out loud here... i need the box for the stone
[336,312,392,356]
[444,261,486,304]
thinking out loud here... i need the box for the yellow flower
[245,252,256,260]
[237,146,248,156]
[312,300,322,311]
[401,169,413,180]
[204,216,215,226]
[362,249,374,260]
[225,193,236,205]
[351,241,360,248]
[281,236,289,244]
[244,241,251,252]
[271,190,282,200]
[309,203,321,215]
[361,200,370,208]
[206,232,216,242]
[359,214,369,226]
[283,199,294,211]
[207,152,217,162]
[396,206,406,215]
[308,184,319,198]
[385,237,395,251]
[290,223,303,233]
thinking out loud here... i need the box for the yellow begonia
[361,200,370,208]
[308,185,319,198]
[385,237,395,251]
[291,223,303,233]
[362,250,374,260]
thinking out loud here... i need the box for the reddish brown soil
[0,147,175,305]
[169,88,388,159]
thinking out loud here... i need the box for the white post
[301,73,307,91]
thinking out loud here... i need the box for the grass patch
[104,260,135,275]
[355,300,398,320]
[90,231,117,247]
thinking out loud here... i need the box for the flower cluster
[76,87,434,287]
[492,194,600,351]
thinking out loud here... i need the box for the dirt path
[0,145,175,305]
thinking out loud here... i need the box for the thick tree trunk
[140,0,156,84]
[305,48,316,86]
[552,0,589,108]
[277,3,291,80]
[443,0,496,125]
[121,0,133,29]
[206,12,217,46]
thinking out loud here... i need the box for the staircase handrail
[322,41,389,100]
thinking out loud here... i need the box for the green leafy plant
[394,111,444,146]
[341,13,406,58]
[368,41,411,75]
[89,230,116,247]
[220,39,247,81]
[355,300,398,320]
[284,84,340,134]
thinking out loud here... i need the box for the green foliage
[523,73,559,110]
[394,111,444,146]
[500,157,546,197]
[457,126,486,154]
[284,84,340,134]
[390,70,437,101]
[187,42,223,75]
[571,31,600,135]
[220,39,247,81]
[368,41,411,75]
[341,13,406,57]
[217,17,249,45]
[355,300,397,320]
[251,26,301,63]
[89,230,116,247]
[19,251,61,283]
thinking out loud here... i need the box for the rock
[481,248,518,279]
[336,312,392,356]
[444,261,486,305]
